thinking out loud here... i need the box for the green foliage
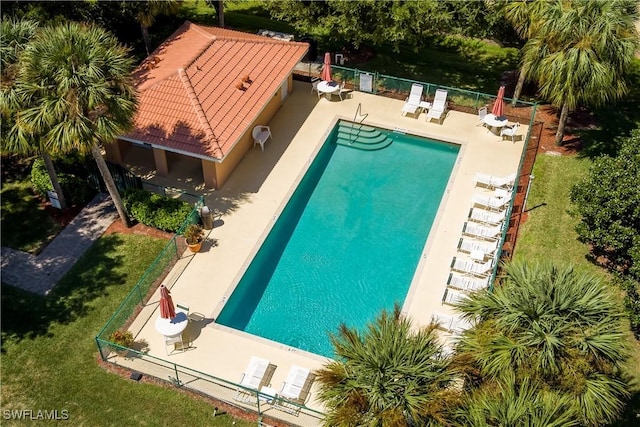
[455,260,630,426]
[123,188,191,232]
[182,223,204,245]
[457,380,580,427]
[316,304,456,426]
[1,235,254,426]
[30,158,93,206]
[570,129,640,281]
[264,0,516,51]
[0,177,62,253]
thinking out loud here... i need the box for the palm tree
[502,0,549,105]
[135,0,181,55]
[316,304,457,426]
[506,0,639,145]
[454,261,630,427]
[457,380,579,427]
[1,17,70,209]
[5,22,138,226]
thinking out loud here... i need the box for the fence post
[136,283,144,304]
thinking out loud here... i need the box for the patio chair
[442,288,469,306]
[477,106,487,126]
[473,172,517,190]
[310,77,321,97]
[164,333,186,355]
[401,83,424,117]
[500,122,520,142]
[468,207,507,226]
[332,81,347,101]
[462,222,503,241]
[234,356,276,403]
[471,193,510,211]
[252,125,272,151]
[426,89,448,124]
[274,365,313,415]
[447,272,490,292]
[450,256,495,277]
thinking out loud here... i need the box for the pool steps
[335,122,393,151]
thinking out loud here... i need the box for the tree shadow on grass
[575,62,640,160]
[1,234,126,353]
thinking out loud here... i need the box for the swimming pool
[216,121,459,357]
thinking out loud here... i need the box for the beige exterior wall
[213,82,287,189]
[105,139,127,163]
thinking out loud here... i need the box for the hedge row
[30,158,95,206]
[122,188,192,232]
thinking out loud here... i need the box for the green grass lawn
[513,153,605,277]
[0,179,62,254]
[0,234,253,426]
[513,153,640,425]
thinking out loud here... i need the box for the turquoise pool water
[216,121,459,357]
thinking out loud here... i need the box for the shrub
[30,158,94,206]
[570,129,640,281]
[109,330,134,347]
[122,188,192,232]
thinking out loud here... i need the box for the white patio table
[317,80,340,99]
[155,311,188,337]
[482,113,509,134]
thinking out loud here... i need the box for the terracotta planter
[187,241,202,253]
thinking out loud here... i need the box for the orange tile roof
[124,21,308,160]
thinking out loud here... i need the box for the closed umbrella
[321,52,332,82]
[492,85,505,117]
[159,285,176,319]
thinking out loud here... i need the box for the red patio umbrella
[159,285,176,319]
[321,52,332,82]
[492,85,505,117]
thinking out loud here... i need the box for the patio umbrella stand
[159,285,176,319]
[492,86,505,119]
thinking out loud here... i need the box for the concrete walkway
[1,193,117,295]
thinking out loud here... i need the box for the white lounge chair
[426,89,448,124]
[500,122,520,142]
[235,356,274,402]
[451,256,494,277]
[458,237,499,256]
[442,288,468,305]
[462,222,503,241]
[274,365,314,414]
[468,207,507,225]
[431,312,454,331]
[447,272,490,292]
[252,125,272,151]
[474,172,517,190]
[401,83,424,117]
[471,193,510,211]
[450,316,473,334]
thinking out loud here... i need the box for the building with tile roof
[105,21,309,189]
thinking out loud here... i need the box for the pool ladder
[349,103,368,144]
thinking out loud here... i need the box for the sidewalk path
[1,193,117,295]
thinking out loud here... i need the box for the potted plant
[109,329,134,356]
[183,223,205,253]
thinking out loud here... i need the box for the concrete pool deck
[116,80,528,424]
